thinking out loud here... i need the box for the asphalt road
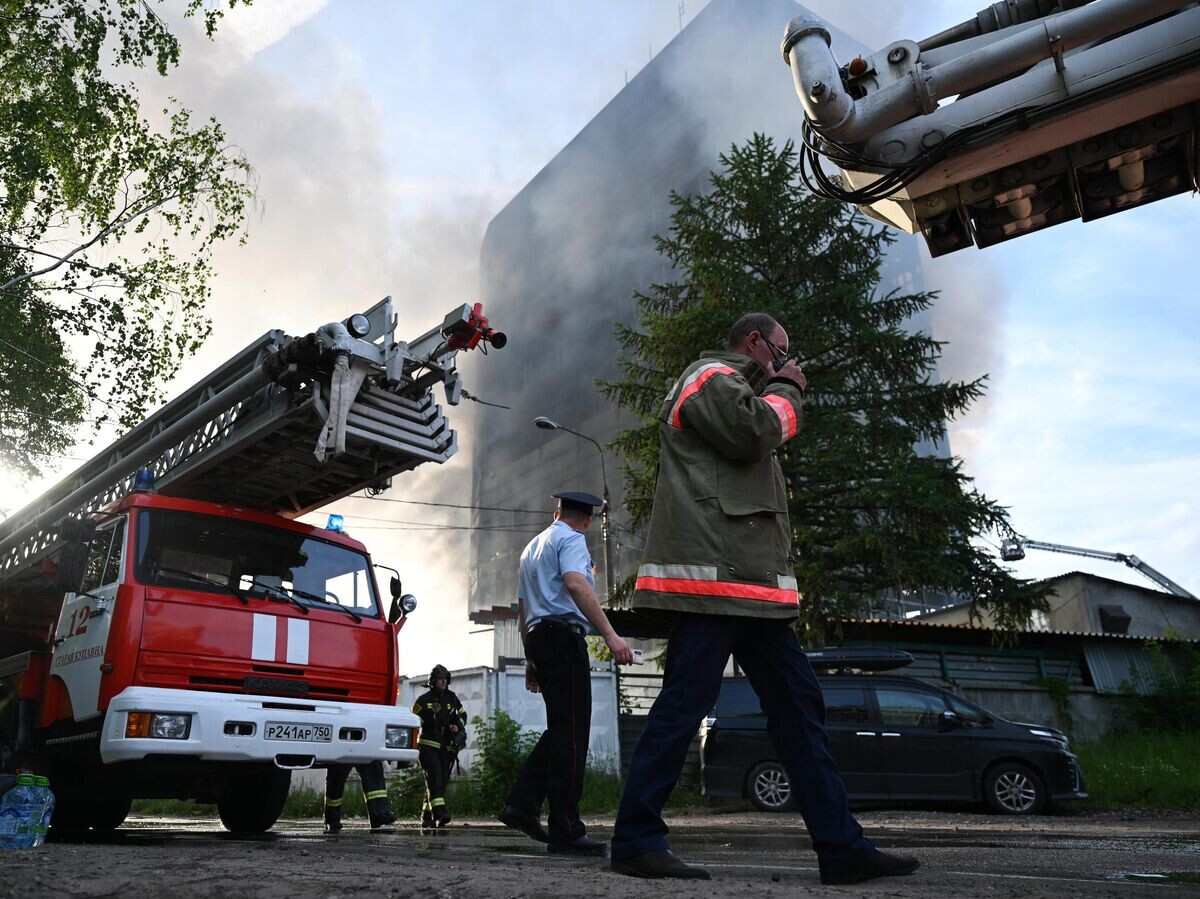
[3,809,1198,898]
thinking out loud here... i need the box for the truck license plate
[265,722,332,743]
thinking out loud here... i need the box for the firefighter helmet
[428,664,451,687]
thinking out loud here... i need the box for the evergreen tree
[601,134,1045,637]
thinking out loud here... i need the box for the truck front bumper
[101,687,419,768]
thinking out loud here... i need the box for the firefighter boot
[367,794,396,832]
[324,803,343,834]
[432,798,451,827]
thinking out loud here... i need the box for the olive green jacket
[631,351,804,620]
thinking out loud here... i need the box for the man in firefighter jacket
[324,760,395,833]
[412,664,467,827]
[609,313,919,885]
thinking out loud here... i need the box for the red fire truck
[0,298,503,833]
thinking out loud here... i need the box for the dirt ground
[3,808,1198,898]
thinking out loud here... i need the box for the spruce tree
[602,134,1046,637]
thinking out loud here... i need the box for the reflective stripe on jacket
[631,351,803,619]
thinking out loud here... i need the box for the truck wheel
[50,798,92,833]
[983,762,1046,815]
[90,796,132,831]
[746,761,796,812]
[217,768,292,834]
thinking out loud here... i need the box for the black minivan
[700,650,1088,815]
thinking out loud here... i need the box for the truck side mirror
[390,576,402,600]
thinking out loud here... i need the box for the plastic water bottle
[0,773,40,848]
[31,776,54,848]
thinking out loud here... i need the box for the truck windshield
[134,510,380,618]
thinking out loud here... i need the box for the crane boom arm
[1007,538,1196,600]
[779,0,1200,255]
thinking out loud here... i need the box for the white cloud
[219,0,331,61]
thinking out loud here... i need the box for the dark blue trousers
[611,614,874,865]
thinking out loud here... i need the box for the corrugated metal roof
[1041,570,1200,604]
[853,617,1200,644]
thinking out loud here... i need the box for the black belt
[529,616,587,636]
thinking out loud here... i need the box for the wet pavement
[3,809,1198,897]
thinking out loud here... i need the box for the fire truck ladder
[0,298,504,584]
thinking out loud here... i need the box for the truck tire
[90,796,132,831]
[746,761,796,812]
[217,768,291,834]
[50,798,92,833]
[50,796,133,832]
[983,762,1046,815]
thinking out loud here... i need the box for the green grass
[129,798,217,817]
[1075,731,1200,810]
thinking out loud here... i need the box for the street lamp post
[533,416,616,603]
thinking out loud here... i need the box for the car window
[714,681,761,718]
[947,694,990,726]
[875,688,948,727]
[823,687,869,724]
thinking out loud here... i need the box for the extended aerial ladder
[0,297,505,597]
[1000,536,1197,600]
[780,0,1200,255]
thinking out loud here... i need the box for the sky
[2,1,1196,674]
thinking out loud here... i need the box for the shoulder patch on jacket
[668,361,738,428]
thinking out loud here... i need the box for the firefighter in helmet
[412,663,467,828]
[324,759,397,834]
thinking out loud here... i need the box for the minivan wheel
[983,762,1046,815]
[747,761,795,812]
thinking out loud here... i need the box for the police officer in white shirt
[498,491,634,856]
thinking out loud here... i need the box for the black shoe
[820,849,920,885]
[547,835,608,857]
[434,812,451,827]
[610,850,710,880]
[370,812,397,831]
[498,806,550,843]
[324,820,342,835]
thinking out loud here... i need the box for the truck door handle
[882,732,901,737]
[855,731,876,737]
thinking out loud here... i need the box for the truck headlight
[127,711,191,740]
[385,725,414,749]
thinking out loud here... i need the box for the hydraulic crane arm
[780,0,1200,255]
[1000,537,1197,600]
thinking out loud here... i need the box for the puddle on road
[1124,872,1200,885]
